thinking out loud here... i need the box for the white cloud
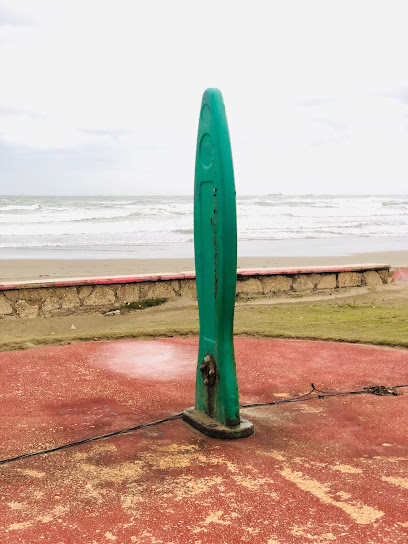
[1,0,408,194]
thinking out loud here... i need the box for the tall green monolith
[183,89,254,439]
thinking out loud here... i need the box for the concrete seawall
[0,264,391,319]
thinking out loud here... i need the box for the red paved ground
[0,338,407,543]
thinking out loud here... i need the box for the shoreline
[1,250,407,282]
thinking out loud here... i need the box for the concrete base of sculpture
[182,407,254,439]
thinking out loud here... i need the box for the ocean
[0,195,407,259]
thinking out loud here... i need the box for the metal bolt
[209,369,214,376]
[204,355,211,363]
[204,379,209,385]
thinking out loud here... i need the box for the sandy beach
[1,251,407,282]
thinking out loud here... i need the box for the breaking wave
[1,194,407,254]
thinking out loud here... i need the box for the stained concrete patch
[280,467,384,524]
[7,502,25,510]
[17,469,46,478]
[290,524,337,542]
[94,340,195,380]
[382,476,408,490]
[330,464,363,474]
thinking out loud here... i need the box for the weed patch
[120,298,167,311]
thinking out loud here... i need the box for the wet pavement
[0,337,407,543]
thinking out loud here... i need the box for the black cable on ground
[0,383,406,467]
[239,383,407,408]
[0,413,183,466]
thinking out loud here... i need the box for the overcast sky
[1,0,408,196]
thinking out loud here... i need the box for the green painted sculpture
[183,89,254,439]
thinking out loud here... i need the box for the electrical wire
[239,383,407,408]
[0,383,406,467]
[0,413,183,466]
